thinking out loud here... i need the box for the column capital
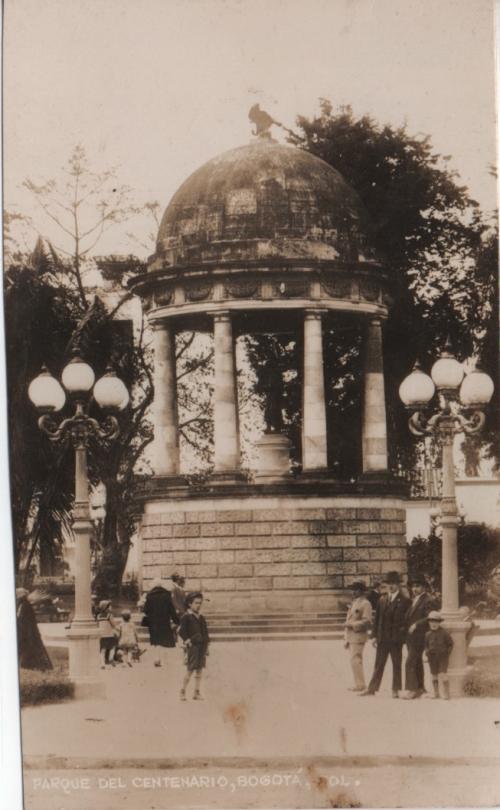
[213,309,231,323]
[304,307,328,321]
[149,317,169,331]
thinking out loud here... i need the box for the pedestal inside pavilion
[130,134,407,611]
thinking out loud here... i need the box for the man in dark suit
[359,570,410,698]
[402,575,435,699]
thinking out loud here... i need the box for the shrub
[20,667,74,706]
[408,524,500,592]
[463,668,500,698]
[121,573,139,602]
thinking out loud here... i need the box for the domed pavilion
[130,130,407,611]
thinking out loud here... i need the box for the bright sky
[4,0,498,257]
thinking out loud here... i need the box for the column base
[253,472,293,485]
[298,468,332,482]
[359,469,391,482]
[210,470,248,486]
[66,622,106,699]
[440,614,474,698]
[254,432,292,481]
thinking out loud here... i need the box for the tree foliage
[23,145,139,309]
[6,147,154,591]
[408,523,500,592]
[246,102,497,476]
[7,146,218,590]
[4,251,76,577]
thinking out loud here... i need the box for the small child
[178,591,210,701]
[424,610,454,699]
[118,610,139,667]
[97,600,119,669]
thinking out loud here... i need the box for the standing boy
[425,611,454,700]
[179,591,210,701]
[344,581,373,692]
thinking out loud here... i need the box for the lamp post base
[66,622,106,699]
[440,614,473,698]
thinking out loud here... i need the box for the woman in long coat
[16,589,53,671]
[143,579,179,667]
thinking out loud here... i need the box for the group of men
[344,570,439,699]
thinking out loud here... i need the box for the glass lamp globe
[93,369,129,411]
[399,364,435,407]
[28,367,66,412]
[460,368,494,406]
[430,353,464,390]
[61,357,95,395]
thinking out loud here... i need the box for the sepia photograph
[1,0,499,807]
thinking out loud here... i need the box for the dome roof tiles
[154,138,375,269]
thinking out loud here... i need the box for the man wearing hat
[343,581,373,692]
[359,570,410,698]
[402,575,435,699]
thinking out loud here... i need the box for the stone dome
[154,137,375,269]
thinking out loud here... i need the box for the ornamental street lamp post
[399,344,494,696]
[90,483,107,576]
[28,357,129,695]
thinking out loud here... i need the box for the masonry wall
[140,498,407,611]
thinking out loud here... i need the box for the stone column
[302,309,328,471]
[151,320,179,476]
[362,318,389,474]
[440,429,471,696]
[213,311,241,475]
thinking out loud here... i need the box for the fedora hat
[383,570,401,585]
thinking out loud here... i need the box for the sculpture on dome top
[248,104,297,140]
[248,104,276,137]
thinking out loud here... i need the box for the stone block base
[139,493,407,612]
[66,624,105,698]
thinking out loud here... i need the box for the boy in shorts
[179,591,210,701]
[424,611,453,699]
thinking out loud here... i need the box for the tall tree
[23,145,139,309]
[4,246,78,580]
[15,147,153,590]
[245,102,497,477]
[11,146,215,589]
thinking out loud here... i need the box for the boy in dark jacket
[179,591,210,701]
[425,611,453,700]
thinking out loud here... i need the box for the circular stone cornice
[129,261,392,322]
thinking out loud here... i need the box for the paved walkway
[22,640,500,807]
[23,640,500,761]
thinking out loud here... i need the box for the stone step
[132,611,346,622]
[208,632,344,642]
[137,632,344,643]
[196,624,343,634]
